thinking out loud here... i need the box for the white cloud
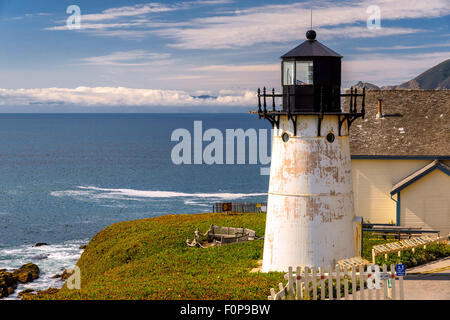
[342,51,450,86]
[192,64,279,72]
[155,0,449,49]
[44,0,233,33]
[356,42,450,51]
[44,0,449,45]
[80,50,173,67]
[0,87,255,107]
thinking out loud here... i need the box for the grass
[27,212,283,300]
[25,212,450,300]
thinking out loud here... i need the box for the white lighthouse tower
[257,30,365,272]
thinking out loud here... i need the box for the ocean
[0,113,271,299]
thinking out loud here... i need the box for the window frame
[295,60,314,86]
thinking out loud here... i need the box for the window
[296,61,313,85]
[283,61,294,85]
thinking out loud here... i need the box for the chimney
[376,98,383,118]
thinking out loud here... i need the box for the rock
[21,288,59,300]
[37,288,59,296]
[34,243,48,247]
[32,254,49,260]
[18,289,35,297]
[79,245,87,250]
[13,263,40,283]
[61,269,74,281]
[0,270,17,298]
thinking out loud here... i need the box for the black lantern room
[256,30,365,137]
[281,30,342,113]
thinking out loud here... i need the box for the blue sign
[396,263,406,276]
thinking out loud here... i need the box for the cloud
[356,42,450,51]
[0,87,255,107]
[342,51,450,86]
[44,0,449,45]
[44,0,233,33]
[192,64,279,72]
[80,50,173,67]
[155,0,449,49]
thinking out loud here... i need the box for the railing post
[257,88,262,113]
[353,88,358,113]
[272,88,276,111]
[263,87,267,114]
[361,87,366,117]
[349,87,353,113]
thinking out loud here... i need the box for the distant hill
[352,81,380,90]
[397,59,450,89]
[353,59,450,90]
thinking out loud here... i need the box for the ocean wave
[51,186,267,202]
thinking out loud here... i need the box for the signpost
[222,203,232,214]
[395,263,406,276]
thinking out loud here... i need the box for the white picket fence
[268,264,404,300]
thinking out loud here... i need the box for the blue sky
[0,0,448,110]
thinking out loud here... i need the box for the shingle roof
[349,90,450,156]
[281,39,342,59]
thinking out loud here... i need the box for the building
[257,30,365,271]
[350,90,450,236]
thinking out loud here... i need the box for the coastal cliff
[25,212,281,300]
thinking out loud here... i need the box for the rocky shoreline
[0,242,87,299]
[0,263,40,298]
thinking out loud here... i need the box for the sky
[0,0,448,111]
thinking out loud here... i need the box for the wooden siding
[400,170,450,236]
[351,159,431,223]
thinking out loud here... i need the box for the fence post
[351,266,357,300]
[390,264,396,300]
[367,266,373,300]
[335,264,341,300]
[270,288,276,300]
[312,267,318,300]
[382,264,388,299]
[296,266,302,300]
[304,266,310,300]
[278,283,285,300]
[359,265,365,300]
[319,266,325,300]
[343,267,349,300]
[328,265,334,300]
[288,267,294,300]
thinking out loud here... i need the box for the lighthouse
[257,30,365,272]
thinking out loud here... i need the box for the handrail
[257,86,365,116]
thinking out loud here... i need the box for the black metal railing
[256,86,366,136]
[257,86,365,116]
[257,87,283,114]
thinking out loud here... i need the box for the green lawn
[26,212,449,300]
[28,212,283,300]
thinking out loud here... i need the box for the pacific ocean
[0,113,271,298]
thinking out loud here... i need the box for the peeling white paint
[262,115,356,272]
